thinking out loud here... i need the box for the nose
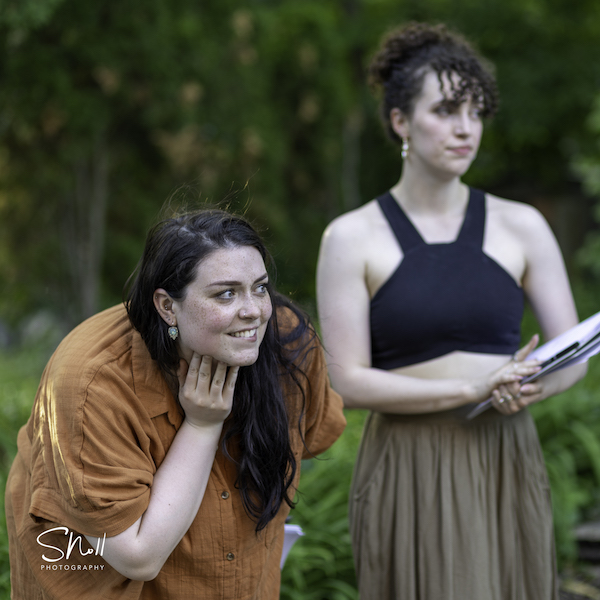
[453,108,473,137]
[239,294,262,320]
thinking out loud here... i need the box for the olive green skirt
[349,405,558,600]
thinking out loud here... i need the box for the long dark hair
[125,208,313,531]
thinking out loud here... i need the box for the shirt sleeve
[28,354,167,538]
[298,333,346,458]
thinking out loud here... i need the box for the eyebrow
[207,273,269,288]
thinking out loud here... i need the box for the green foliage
[0,0,65,32]
[0,346,48,600]
[281,409,366,600]
[2,0,600,327]
[573,95,600,280]
[557,83,600,565]
[531,382,600,565]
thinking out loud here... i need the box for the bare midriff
[389,350,511,380]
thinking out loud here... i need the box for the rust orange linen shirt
[6,304,346,600]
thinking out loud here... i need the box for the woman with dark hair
[6,208,345,599]
[317,22,585,600]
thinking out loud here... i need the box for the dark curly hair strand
[368,22,498,143]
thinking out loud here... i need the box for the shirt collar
[130,329,183,427]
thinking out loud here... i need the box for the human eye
[255,282,269,295]
[434,103,451,117]
[470,106,483,119]
[215,289,235,300]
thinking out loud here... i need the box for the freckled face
[402,70,483,178]
[171,246,273,366]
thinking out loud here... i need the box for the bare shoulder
[319,200,387,266]
[485,192,552,237]
[321,200,380,245]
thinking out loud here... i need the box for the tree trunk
[62,132,109,323]
[341,106,363,213]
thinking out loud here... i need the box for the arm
[491,204,587,414]
[86,354,238,581]
[316,214,538,414]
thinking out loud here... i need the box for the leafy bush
[532,383,600,564]
[0,347,48,600]
[280,409,366,600]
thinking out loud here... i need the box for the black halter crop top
[370,188,524,370]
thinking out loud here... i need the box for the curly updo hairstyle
[368,22,498,143]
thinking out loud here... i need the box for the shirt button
[226,552,235,561]
[221,491,230,499]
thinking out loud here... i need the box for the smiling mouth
[230,328,257,338]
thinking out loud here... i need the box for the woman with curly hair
[6,208,345,599]
[317,22,585,600]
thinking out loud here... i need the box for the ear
[390,107,410,140]
[153,289,177,326]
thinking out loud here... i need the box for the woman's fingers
[495,360,540,386]
[209,363,239,414]
[491,388,511,414]
[180,354,234,399]
[490,338,544,415]
[513,334,539,362]
[501,379,521,400]
[224,366,240,402]
[209,360,228,397]
[177,352,204,389]
[178,356,238,428]
[492,385,521,414]
[520,382,542,396]
[197,355,212,389]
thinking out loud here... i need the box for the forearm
[536,361,587,401]
[86,420,222,580]
[330,364,484,414]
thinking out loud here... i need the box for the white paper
[280,523,304,569]
[525,310,600,366]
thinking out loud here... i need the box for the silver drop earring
[168,326,179,340]
[401,137,410,160]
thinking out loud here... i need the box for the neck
[391,168,467,216]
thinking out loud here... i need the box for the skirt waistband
[376,403,528,427]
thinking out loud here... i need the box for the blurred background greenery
[4,0,600,597]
